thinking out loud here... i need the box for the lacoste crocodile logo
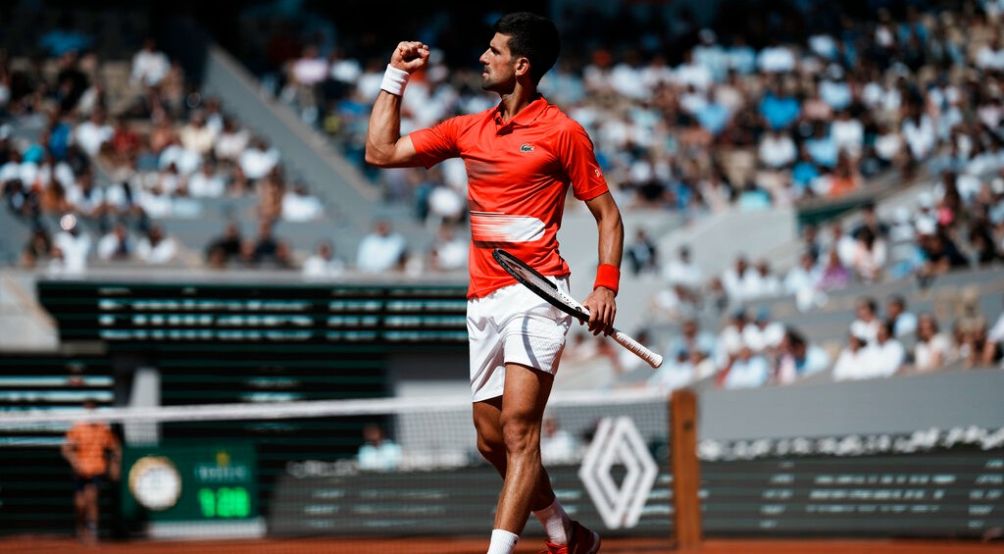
[520,144,534,153]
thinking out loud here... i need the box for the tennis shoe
[539,521,601,554]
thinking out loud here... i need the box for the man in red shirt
[366,12,622,554]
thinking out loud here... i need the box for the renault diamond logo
[578,416,658,529]
[520,143,534,152]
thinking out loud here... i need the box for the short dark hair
[493,12,560,84]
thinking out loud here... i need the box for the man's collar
[493,96,548,130]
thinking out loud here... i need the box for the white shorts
[467,278,573,402]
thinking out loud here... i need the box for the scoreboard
[36,281,470,345]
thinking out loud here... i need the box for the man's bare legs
[74,483,99,543]
[473,362,557,533]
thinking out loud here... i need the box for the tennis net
[0,389,674,544]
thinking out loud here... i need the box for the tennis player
[61,399,121,544]
[366,12,622,554]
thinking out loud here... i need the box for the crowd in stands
[613,286,1004,395]
[261,1,1004,224]
[0,33,470,276]
[0,37,334,274]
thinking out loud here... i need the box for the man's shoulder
[541,103,583,131]
[441,109,491,129]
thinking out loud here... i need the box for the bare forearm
[365,41,428,167]
[596,209,623,268]
[365,92,403,166]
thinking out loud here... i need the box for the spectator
[758,80,800,130]
[53,214,90,274]
[800,224,821,262]
[829,221,857,268]
[302,241,345,278]
[775,328,830,384]
[540,417,578,464]
[662,245,702,291]
[204,222,243,265]
[61,399,120,544]
[830,109,863,157]
[850,297,882,344]
[914,313,953,372]
[849,227,887,283]
[984,304,1004,367]
[667,319,716,362]
[430,224,467,272]
[721,256,755,303]
[852,202,890,241]
[96,222,132,261]
[110,117,140,160]
[718,346,771,389]
[647,349,706,393]
[718,309,749,359]
[239,137,280,181]
[917,229,968,280]
[758,128,797,169]
[179,111,217,156]
[281,183,323,222]
[746,259,781,299]
[864,321,906,377]
[784,251,822,310]
[130,38,170,88]
[287,45,328,122]
[815,248,847,295]
[833,333,870,381]
[65,169,105,219]
[653,283,699,321]
[214,118,250,162]
[969,222,1002,266]
[743,309,785,353]
[886,296,918,339]
[137,183,171,218]
[188,160,226,198]
[21,227,53,267]
[357,424,402,472]
[74,109,113,157]
[248,220,291,267]
[136,224,177,265]
[827,151,860,197]
[625,229,659,275]
[356,219,406,272]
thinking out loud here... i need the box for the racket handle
[611,328,664,368]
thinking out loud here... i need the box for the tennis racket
[493,249,663,368]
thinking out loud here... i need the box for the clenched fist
[391,41,430,73]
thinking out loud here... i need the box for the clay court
[2,537,1004,554]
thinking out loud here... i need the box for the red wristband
[593,263,620,295]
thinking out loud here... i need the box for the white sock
[487,528,519,554]
[534,499,571,545]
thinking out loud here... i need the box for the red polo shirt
[410,96,609,299]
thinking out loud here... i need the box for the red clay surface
[1,537,1003,554]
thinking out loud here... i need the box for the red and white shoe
[539,521,601,554]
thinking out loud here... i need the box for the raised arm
[582,191,624,335]
[364,41,430,168]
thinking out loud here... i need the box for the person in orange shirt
[366,12,621,554]
[828,151,860,197]
[61,399,121,544]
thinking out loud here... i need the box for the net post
[670,388,702,549]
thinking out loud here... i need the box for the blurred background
[0,0,1002,550]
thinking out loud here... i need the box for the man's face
[479,33,519,93]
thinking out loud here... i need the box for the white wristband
[380,65,410,96]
